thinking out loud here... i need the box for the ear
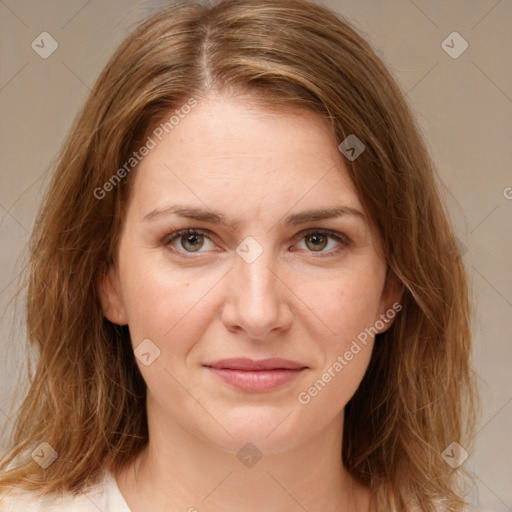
[97,264,129,325]
[375,269,403,335]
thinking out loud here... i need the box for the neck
[116,396,370,512]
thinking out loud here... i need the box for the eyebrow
[143,204,366,228]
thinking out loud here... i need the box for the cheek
[297,264,385,345]
[298,350,372,420]
[295,273,380,411]
[291,266,383,409]
[118,251,222,348]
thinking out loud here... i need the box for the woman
[0,0,478,510]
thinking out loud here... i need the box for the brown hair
[0,1,478,510]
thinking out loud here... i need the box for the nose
[221,244,294,340]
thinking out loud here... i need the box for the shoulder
[0,470,129,512]
[0,490,101,511]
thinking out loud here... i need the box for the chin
[199,407,310,456]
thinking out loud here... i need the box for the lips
[203,357,307,371]
[203,358,308,392]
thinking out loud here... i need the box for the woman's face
[99,92,399,455]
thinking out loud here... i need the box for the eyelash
[162,228,351,257]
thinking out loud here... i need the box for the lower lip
[205,367,306,392]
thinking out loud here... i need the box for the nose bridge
[234,238,278,304]
[223,235,291,337]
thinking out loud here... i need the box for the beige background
[0,0,511,510]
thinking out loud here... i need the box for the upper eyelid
[166,227,346,240]
[164,227,349,251]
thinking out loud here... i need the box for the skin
[98,91,400,512]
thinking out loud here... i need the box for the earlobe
[376,270,403,334]
[97,264,129,325]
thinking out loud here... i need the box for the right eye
[163,228,217,255]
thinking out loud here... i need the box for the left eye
[163,229,349,255]
[296,230,347,252]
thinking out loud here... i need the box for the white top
[0,470,132,511]
[0,475,489,512]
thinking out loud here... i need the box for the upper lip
[204,358,307,371]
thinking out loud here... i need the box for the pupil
[308,233,327,251]
[183,234,203,252]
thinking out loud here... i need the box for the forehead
[130,93,362,217]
